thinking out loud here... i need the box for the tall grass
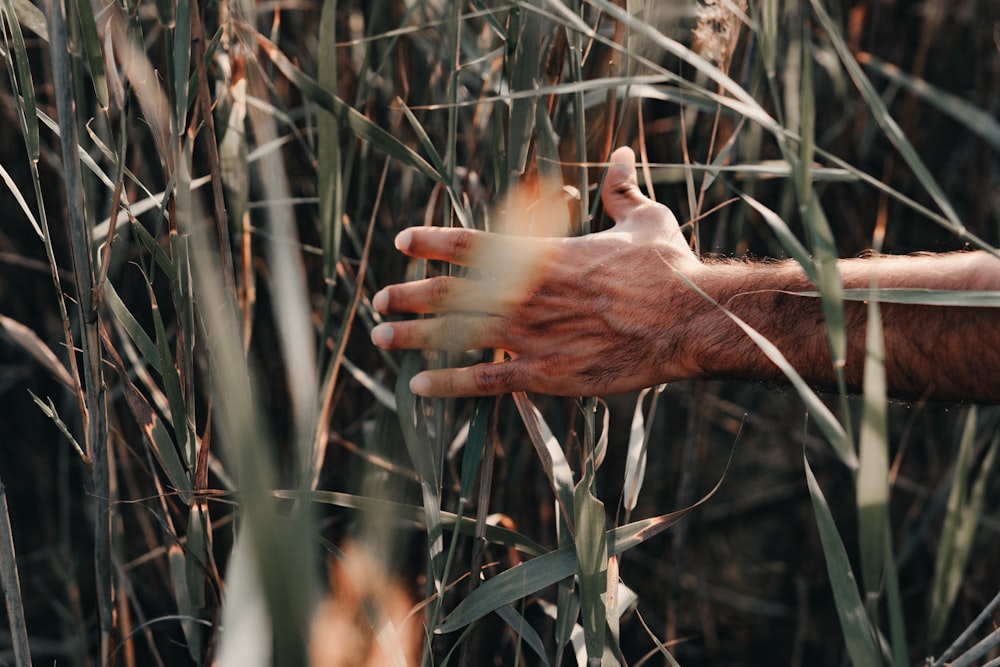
[0,0,997,665]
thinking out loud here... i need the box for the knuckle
[447,228,476,258]
[427,276,452,309]
[474,362,525,395]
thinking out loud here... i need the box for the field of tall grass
[0,0,998,664]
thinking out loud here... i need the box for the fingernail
[372,289,388,313]
[410,374,432,396]
[371,324,394,347]
[395,229,413,252]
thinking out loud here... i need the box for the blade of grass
[794,28,848,397]
[191,191,317,666]
[622,386,659,514]
[857,295,888,599]
[0,482,31,667]
[513,391,577,533]
[856,290,908,664]
[929,409,999,643]
[246,100,318,486]
[104,280,161,374]
[101,329,191,503]
[73,0,107,108]
[740,194,816,282]
[0,0,38,161]
[507,0,546,176]
[255,33,440,181]
[215,531,271,667]
[857,52,1000,152]
[0,313,76,389]
[812,288,1000,307]
[575,463,609,667]
[149,287,191,468]
[0,163,40,238]
[168,544,202,664]
[45,0,113,657]
[396,352,445,593]
[8,0,45,39]
[804,453,881,666]
[317,0,342,287]
[495,603,552,667]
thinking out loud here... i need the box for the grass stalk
[0,483,31,667]
[44,0,114,660]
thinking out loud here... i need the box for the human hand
[371,146,712,397]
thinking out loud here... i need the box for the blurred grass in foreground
[0,0,997,665]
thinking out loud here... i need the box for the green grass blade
[217,77,249,234]
[8,0,45,39]
[804,454,881,666]
[825,288,1000,307]
[215,531,271,667]
[149,288,190,467]
[117,370,190,502]
[575,466,608,666]
[859,52,1000,152]
[317,0,342,283]
[73,0,107,108]
[741,194,816,282]
[395,351,444,591]
[0,313,75,389]
[513,392,577,532]
[506,0,545,175]
[796,32,847,378]
[0,163,40,238]
[929,409,999,643]
[857,297,889,598]
[396,100,473,230]
[884,529,907,666]
[0,482,31,667]
[495,603,552,667]
[246,107,317,484]
[0,0,39,161]
[622,387,652,513]
[169,544,203,663]
[459,396,492,502]
[436,544,577,635]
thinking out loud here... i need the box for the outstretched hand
[371,146,712,397]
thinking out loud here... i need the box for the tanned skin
[371,147,1000,403]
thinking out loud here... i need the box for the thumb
[601,146,682,240]
[601,146,645,222]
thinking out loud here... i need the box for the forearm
[688,251,1000,402]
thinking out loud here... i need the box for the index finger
[395,227,488,265]
[396,226,555,270]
